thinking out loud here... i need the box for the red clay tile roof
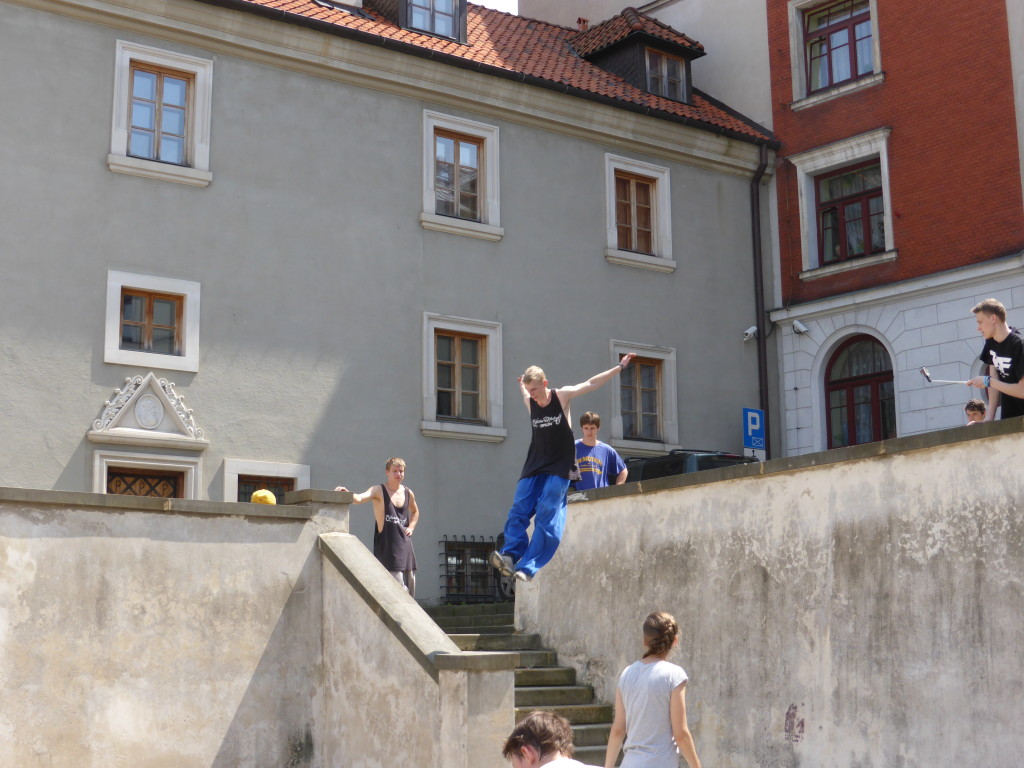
[570,7,704,59]
[217,0,771,143]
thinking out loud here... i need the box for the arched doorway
[826,334,896,448]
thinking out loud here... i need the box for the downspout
[750,143,771,458]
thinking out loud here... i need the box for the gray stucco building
[1,0,776,599]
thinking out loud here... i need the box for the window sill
[104,345,199,373]
[108,154,212,188]
[792,72,885,111]
[611,439,681,457]
[800,249,897,281]
[419,212,503,241]
[421,420,507,442]
[605,248,677,273]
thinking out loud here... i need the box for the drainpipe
[750,143,771,459]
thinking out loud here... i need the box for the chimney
[576,17,589,31]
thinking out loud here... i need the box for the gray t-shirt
[618,659,688,768]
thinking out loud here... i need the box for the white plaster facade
[770,254,1024,454]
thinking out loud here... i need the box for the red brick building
[766,0,1024,453]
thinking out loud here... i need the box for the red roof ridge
[207,0,771,144]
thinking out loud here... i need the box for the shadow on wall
[212,547,322,767]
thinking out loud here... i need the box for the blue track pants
[500,474,570,577]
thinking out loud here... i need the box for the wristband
[619,361,626,369]
[984,375,991,388]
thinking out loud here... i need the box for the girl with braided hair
[604,611,702,768]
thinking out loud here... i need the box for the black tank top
[373,484,417,571]
[520,390,575,480]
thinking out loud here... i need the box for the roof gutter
[192,0,777,147]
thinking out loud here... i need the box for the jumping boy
[490,354,634,583]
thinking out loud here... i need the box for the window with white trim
[93,449,202,499]
[604,154,674,273]
[422,313,506,442]
[787,128,895,278]
[109,41,213,187]
[223,459,310,503]
[105,270,201,372]
[609,340,679,455]
[421,112,502,241]
[788,0,882,107]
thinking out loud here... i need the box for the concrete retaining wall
[517,420,1024,767]
[319,533,515,768]
[0,489,515,767]
[0,489,344,767]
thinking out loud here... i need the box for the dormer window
[646,49,687,102]
[406,0,463,39]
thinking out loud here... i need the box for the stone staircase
[425,602,614,765]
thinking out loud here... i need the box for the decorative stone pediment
[88,373,209,451]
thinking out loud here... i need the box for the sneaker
[513,570,533,583]
[489,550,514,578]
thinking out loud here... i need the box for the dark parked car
[624,449,758,482]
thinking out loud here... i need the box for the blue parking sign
[743,408,765,450]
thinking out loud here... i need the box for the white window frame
[604,154,675,272]
[421,111,503,241]
[608,340,680,455]
[787,128,895,279]
[788,0,884,109]
[93,449,202,499]
[422,313,506,442]
[108,40,214,187]
[105,270,201,372]
[223,459,311,503]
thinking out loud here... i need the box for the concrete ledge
[433,651,518,671]
[0,486,313,520]
[577,417,1024,500]
[283,488,353,504]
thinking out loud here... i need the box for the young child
[965,399,986,425]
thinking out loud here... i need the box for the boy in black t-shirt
[968,298,1024,420]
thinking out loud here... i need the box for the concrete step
[574,744,612,765]
[431,613,515,629]
[514,666,576,686]
[570,722,612,747]
[439,623,517,635]
[422,602,512,618]
[515,649,558,668]
[515,685,595,707]
[515,703,613,725]
[449,633,541,651]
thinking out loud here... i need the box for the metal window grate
[439,535,507,604]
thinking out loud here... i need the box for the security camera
[793,320,809,335]
[743,325,758,341]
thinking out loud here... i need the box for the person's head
[973,298,1007,339]
[250,489,277,505]
[580,411,601,442]
[642,611,680,659]
[502,711,575,767]
[965,399,986,423]
[385,457,406,482]
[522,366,549,402]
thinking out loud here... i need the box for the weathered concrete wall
[518,421,1024,767]
[0,489,345,767]
[0,490,516,766]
